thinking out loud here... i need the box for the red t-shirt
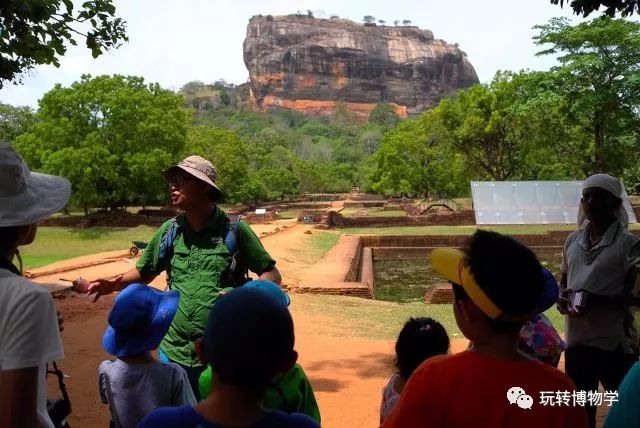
[382,351,588,428]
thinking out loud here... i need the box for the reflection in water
[373,247,564,303]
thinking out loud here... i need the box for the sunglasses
[168,173,194,187]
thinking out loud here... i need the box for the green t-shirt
[199,364,321,424]
[136,207,276,366]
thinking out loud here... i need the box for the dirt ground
[38,223,610,427]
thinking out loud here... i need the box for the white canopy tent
[471,181,637,225]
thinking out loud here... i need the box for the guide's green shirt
[136,207,276,367]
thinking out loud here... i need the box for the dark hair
[395,317,449,379]
[203,287,294,387]
[464,230,543,329]
[0,226,26,252]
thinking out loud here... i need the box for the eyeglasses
[168,173,193,187]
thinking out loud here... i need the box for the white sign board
[255,208,267,215]
[471,181,637,225]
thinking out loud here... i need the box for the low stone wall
[373,247,432,260]
[328,210,475,227]
[297,210,327,223]
[342,201,386,208]
[41,212,170,228]
[360,247,374,296]
[242,212,280,223]
[344,237,363,282]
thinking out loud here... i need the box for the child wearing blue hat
[98,284,196,428]
[139,286,319,428]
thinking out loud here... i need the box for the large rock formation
[243,15,479,120]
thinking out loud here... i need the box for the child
[518,269,566,368]
[380,317,449,424]
[198,280,321,424]
[383,230,588,428]
[138,286,319,428]
[98,284,196,428]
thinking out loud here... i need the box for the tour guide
[85,155,282,397]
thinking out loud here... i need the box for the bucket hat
[0,143,71,227]
[163,155,222,200]
[102,284,180,358]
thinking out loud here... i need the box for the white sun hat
[0,143,71,227]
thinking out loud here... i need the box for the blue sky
[0,0,588,108]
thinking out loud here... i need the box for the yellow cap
[430,248,530,322]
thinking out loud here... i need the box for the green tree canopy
[534,16,640,173]
[368,116,468,198]
[0,0,127,86]
[0,103,35,142]
[368,103,401,129]
[14,74,190,212]
[551,0,640,16]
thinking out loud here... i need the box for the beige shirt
[561,221,639,352]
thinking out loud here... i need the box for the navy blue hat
[242,280,290,306]
[102,284,179,358]
[536,268,560,314]
[204,287,294,387]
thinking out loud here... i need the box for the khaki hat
[163,155,223,199]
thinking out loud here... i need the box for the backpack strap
[224,214,241,272]
[159,216,181,287]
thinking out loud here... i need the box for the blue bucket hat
[102,284,180,358]
[536,268,560,314]
[242,280,290,306]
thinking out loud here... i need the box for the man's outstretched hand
[74,275,123,302]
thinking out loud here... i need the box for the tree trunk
[594,116,605,173]
[84,205,89,216]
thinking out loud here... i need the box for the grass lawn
[277,210,299,219]
[290,292,567,341]
[294,231,342,265]
[342,208,407,217]
[20,226,156,269]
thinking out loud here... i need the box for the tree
[394,20,400,26]
[551,0,640,16]
[0,103,35,142]
[0,0,127,87]
[534,17,640,173]
[369,103,401,129]
[219,90,231,106]
[402,19,412,26]
[14,75,190,212]
[369,117,467,198]
[378,20,386,25]
[432,80,527,181]
[363,15,376,24]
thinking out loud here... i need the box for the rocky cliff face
[243,15,479,120]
